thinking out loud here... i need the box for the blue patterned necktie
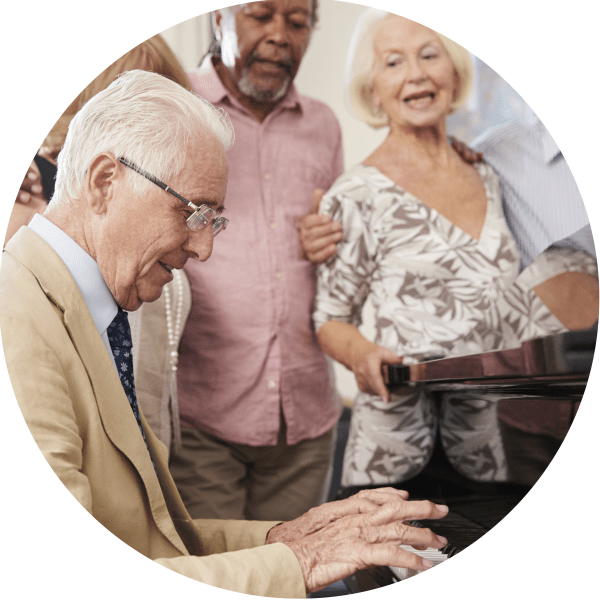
[107,308,145,439]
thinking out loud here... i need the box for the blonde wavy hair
[41,35,192,158]
[346,10,473,129]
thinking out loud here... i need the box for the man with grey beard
[167,0,346,522]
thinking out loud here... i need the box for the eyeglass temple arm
[118,157,197,209]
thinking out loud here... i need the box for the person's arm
[298,188,342,263]
[318,320,401,402]
[163,488,449,597]
[533,269,599,330]
[312,184,402,401]
[156,544,306,598]
[2,281,95,512]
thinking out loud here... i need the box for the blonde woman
[312,11,519,487]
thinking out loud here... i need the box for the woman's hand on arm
[317,321,402,402]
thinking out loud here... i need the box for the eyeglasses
[118,157,229,236]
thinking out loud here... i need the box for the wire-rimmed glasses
[118,157,228,236]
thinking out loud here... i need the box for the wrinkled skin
[266,487,448,593]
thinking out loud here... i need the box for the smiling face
[371,15,458,132]
[216,0,313,104]
[96,134,228,311]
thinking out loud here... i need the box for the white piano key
[389,545,449,580]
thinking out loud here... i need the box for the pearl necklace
[163,269,184,454]
[164,270,184,372]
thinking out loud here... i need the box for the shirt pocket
[280,161,332,224]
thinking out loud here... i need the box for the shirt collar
[190,54,303,114]
[28,214,118,336]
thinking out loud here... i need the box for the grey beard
[237,66,291,103]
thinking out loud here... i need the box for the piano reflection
[340,326,596,592]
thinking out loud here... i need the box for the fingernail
[436,504,449,514]
[437,535,447,545]
[422,559,433,569]
[32,184,43,193]
[27,172,38,180]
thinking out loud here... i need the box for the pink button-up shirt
[177,58,343,446]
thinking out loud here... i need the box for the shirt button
[275,272,282,279]
[267,380,276,389]
[264,173,270,180]
[270,223,277,229]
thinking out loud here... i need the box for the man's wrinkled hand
[298,188,343,264]
[267,488,448,593]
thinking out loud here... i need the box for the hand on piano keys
[265,487,449,594]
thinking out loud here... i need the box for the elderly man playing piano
[0,70,448,597]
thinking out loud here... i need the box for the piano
[338,326,597,593]
[386,325,595,397]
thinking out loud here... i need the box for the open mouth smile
[403,91,436,107]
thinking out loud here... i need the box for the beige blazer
[1,228,305,598]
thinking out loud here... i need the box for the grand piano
[334,326,596,593]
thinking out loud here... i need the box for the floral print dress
[313,162,595,487]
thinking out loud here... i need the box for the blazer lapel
[8,228,189,556]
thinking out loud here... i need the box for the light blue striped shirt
[472,117,594,270]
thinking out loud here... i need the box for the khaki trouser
[170,425,335,521]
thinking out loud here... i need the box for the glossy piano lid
[386,324,597,389]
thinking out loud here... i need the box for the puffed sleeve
[313,176,378,332]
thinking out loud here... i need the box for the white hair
[346,9,473,129]
[50,69,234,209]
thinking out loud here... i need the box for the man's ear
[84,153,120,215]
